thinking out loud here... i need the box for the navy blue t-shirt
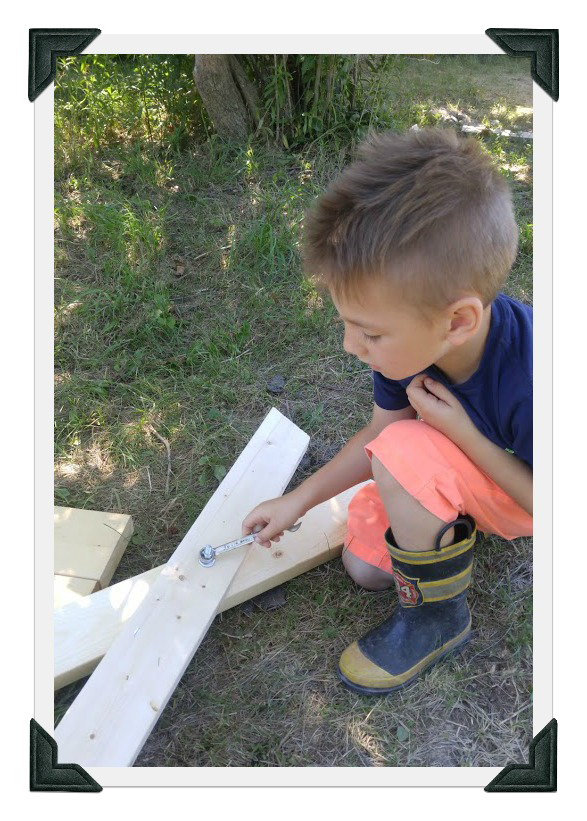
[372,292,533,468]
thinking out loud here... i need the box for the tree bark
[228,56,262,130]
[193,55,252,141]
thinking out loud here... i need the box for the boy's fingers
[242,512,289,547]
[406,376,427,397]
[253,525,275,547]
[423,376,441,391]
[407,373,427,391]
[423,377,452,402]
[409,377,442,403]
[242,516,266,537]
[241,512,258,535]
[406,383,427,409]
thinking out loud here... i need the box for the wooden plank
[54,408,309,767]
[54,482,369,690]
[54,576,99,609]
[54,507,133,588]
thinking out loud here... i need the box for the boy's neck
[434,303,493,385]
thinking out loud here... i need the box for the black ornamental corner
[29,28,101,101]
[486,29,559,101]
[485,718,557,792]
[30,719,102,792]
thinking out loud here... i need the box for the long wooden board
[54,481,369,689]
[54,408,309,766]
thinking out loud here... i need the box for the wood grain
[54,482,368,689]
[54,408,309,766]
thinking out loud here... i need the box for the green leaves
[55,54,202,154]
[248,55,388,150]
[213,465,227,482]
[197,454,227,485]
[150,293,176,333]
[396,725,410,742]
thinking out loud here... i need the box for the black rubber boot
[337,515,476,695]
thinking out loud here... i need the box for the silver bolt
[199,544,216,567]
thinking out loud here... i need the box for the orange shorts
[345,419,533,574]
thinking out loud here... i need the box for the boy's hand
[241,493,306,549]
[406,374,476,448]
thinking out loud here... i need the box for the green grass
[54,54,533,766]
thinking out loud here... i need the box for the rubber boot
[337,515,476,695]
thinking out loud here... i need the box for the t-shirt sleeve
[372,370,412,410]
[510,392,533,468]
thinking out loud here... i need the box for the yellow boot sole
[337,621,471,695]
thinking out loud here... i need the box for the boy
[242,128,533,695]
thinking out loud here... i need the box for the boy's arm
[242,403,416,545]
[406,374,533,515]
[450,426,533,514]
[291,403,417,514]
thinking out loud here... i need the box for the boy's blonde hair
[302,128,519,311]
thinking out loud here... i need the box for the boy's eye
[335,317,381,342]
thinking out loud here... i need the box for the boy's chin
[372,365,398,379]
[376,367,417,381]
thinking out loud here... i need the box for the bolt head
[199,544,215,567]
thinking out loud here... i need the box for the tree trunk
[193,55,253,141]
[228,56,262,130]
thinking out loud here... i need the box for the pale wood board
[54,408,309,767]
[54,481,369,689]
[54,576,99,609]
[54,506,134,588]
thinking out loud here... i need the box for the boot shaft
[385,515,476,607]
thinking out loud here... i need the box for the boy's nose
[342,330,355,355]
[343,329,365,358]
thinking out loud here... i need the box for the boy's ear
[446,296,484,345]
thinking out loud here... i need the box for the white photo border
[37,32,551,788]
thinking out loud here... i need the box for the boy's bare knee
[342,549,394,591]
